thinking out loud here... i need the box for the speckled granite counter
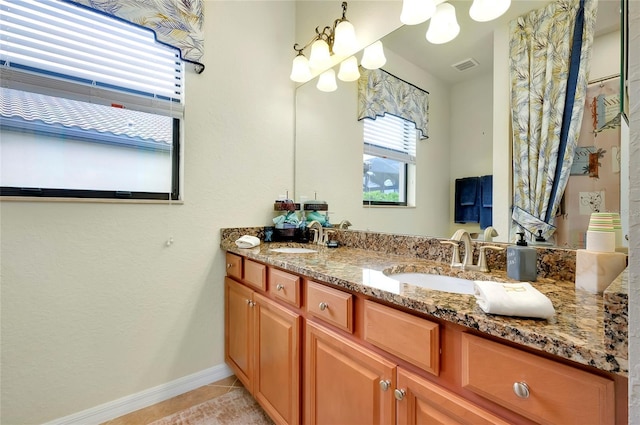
[221,228,628,377]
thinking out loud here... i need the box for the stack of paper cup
[586,212,615,252]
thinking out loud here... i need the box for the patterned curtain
[510,0,597,241]
[71,0,204,72]
[358,68,429,139]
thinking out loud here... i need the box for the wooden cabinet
[269,268,301,307]
[224,275,300,425]
[224,253,621,425]
[253,292,300,425]
[461,333,615,425]
[364,300,440,376]
[396,367,511,425]
[225,276,253,389]
[306,280,353,333]
[305,320,396,425]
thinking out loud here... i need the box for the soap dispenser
[507,232,537,281]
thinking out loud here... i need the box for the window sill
[0,196,183,205]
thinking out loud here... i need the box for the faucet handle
[477,245,505,272]
[440,240,462,266]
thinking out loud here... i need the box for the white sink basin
[269,247,318,254]
[388,273,475,295]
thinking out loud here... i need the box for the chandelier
[289,2,386,92]
[400,0,511,44]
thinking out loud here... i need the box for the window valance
[358,68,429,139]
[70,0,204,72]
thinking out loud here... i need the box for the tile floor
[102,375,248,425]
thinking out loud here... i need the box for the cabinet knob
[319,302,328,311]
[226,263,232,269]
[379,380,391,391]
[276,284,284,291]
[246,299,255,307]
[394,388,406,401]
[513,381,530,399]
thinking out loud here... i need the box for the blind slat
[0,0,183,113]
[363,114,417,164]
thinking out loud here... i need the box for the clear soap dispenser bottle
[506,232,537,281]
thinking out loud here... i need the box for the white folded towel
[235,235,260,249]
[473,281,555,319]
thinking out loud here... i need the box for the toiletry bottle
[506,232,537,281]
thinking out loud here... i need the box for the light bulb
[337,56,360,82]
[360,40,386,70]
[309,39,331,70]
[469,0,511,22]
[400,0,436,25]
[333,20,357,56]
[317,69,338,92]
[426,2,460,45]
[289,54,312,82]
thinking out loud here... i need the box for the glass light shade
[317,69,337,92]
[337,56,360,82]
[309,39,331,70]
[400,0,436,25]
[333,20,357,56]
[360,40,386,70]
[426,3,460,44]
[289,54,312,82]
[469,0,511,22]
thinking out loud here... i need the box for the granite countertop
[221,238,628,377]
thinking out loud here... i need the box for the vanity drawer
[243,259,266,291]
[363,300,440,376]
[306,280,353,333]
[461,333,615,425]
[268,268,301,307]
[225,253,242,280]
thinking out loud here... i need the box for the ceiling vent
[452,58,479,72]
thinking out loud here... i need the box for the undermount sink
[387,273,475,295]
[269,247,318,254]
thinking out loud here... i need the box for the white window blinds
[0,0,183,117]
[363,114,417,164]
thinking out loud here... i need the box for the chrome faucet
[307,220,324,245]
[440,229,504,272]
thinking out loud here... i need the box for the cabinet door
[225,277,254,391]
[306,321,395,425]
[396,368,510,425]
[253,293,300,425]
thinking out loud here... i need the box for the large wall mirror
[294,0,623,245]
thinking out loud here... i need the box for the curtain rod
[588,73,620,85]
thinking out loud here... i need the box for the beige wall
[628,1,639,422]
[0,2,296,423]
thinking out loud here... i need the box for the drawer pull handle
[513,381,530,399]
[276,284,284,291]
[379,380,391,391]
[319,302,329,311]
[394,388,406,401]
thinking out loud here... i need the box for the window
[363,114,417,206]
[0,0,183,200]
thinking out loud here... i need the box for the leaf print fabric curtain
[358,68,429,139]
[510,0,597,241]
[71,0,204,71]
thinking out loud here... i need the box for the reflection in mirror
[294,0,622,244]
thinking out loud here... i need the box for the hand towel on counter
[473,280,555,319]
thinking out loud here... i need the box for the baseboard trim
[44,363,234,425]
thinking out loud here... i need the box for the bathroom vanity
[221,228,628,425]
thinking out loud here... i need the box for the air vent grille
[452,58,479,72]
